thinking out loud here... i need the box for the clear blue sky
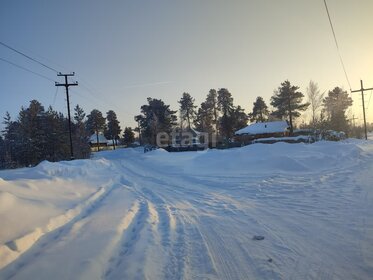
[1,0,372,132]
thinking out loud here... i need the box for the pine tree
[2,112,23,167]
[249,96,269,123]
[86,109,106,151]
[232,105,248,131]
[73,105,90,158]
[44,106,69,161]
[194,101,214,134]
[217,88,235,140]
[0,135,5,169]
[2,112,13,167]
[122,127,135,146]
[137,98,177,145]
[205,89,219,133]
[178,92,196,129]
[17,100,47,165]
[322,87,353,133]
[271,80,309,134]
[105,110,122,148]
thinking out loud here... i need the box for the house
[171,127,202,147]
[89,133,108,149]
[166,127,206,151]
[234,121,290,144]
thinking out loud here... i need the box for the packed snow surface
[1,140,373,279]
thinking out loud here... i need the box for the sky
[0,0,372,133]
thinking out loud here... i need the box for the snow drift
[0,139,372,279]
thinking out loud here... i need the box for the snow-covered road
[1,140,373,279]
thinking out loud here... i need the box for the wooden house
[234,121,290,145]
[89,133,108,149]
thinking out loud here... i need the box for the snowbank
[179,141,364,175]
[0,159,118,269]
[0,139,372,279]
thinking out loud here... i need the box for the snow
[235,121,289,135]
[253,135,313,143]
[1,140,373,279]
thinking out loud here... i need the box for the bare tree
[306,80,324,127]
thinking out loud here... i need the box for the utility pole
[350,115,358,128]
[55,72,78,159]
[351,80,372,140]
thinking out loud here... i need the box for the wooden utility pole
[55,72,78,159]
[350,115,358,128]
[351,80,372,140]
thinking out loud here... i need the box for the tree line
[135,80,361,146]
[0,101,134,169]
[0,79,367,169]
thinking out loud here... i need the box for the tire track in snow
[118,161,189,279]
[0,182,119,280]
[140,187,187,280]
[104,199,149,280]
[118,161,190,279]
[139,185,217,279]
[118,160,222,279]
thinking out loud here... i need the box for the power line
[52,86,59,107]
[0,41,59,73]
[0,41,134,123]
[367,90,372,110]
[0,56,56,82]
[323,0,352,91]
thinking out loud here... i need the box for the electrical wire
[367,90,372,110]
[0,57,56,83]
[323,0,352,91]
[52,86,59,107]
[0,41,137,122]
[0,41,59,73]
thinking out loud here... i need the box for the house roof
[89,133,108,144]
[174,127,201,136]
[235,121,289,135]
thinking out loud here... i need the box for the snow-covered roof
[235,121,289,135]
[89,133,108,144]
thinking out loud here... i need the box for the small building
[166,127,206,151]
[89,133,108,149]
[235,121,290,144]
[171,127,202,147]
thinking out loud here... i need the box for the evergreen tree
[249,96,269,123]
[271,80,309,134]
[2,101,90,168]
[73,105,90,159]
[134,114,143,145]
[17,100,47,165]
[105,110,122,147]
[217,88,235,139]
[2,112,13,167]
[44,106,70,161]
[122,127,135,146]
[2,112,23,168]
[137,98,177,145]
[0,135,5,169]
[194,101,214,134]
[86,109,106,151]
[322,87,353,132]
[205,89,219,133]
[232,105,248,131]
[178,92,196,129]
